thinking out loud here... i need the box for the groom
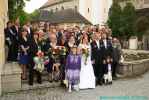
[91,32,103,85]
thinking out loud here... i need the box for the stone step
[2,62,22,93]
[2,62,63,93]
[22,70,50,84]
[21,81,61,92]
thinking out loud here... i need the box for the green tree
[107,2,123,38]
[19,11,31,25]
[122,2,136,39]
[8,0,30,23]
[29,10,40,21]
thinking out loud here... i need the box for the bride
[79,35,95,89]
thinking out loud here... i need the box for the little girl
[65,46,81,92]
[103,56,113,85]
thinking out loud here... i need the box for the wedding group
[4,19,122,92]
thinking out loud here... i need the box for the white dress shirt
[96,40,100,48]
[103,39,107,49]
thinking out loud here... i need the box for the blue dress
[19,37,30,65]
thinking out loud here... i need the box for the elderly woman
[44,33,61,82]
[65,36,76,56]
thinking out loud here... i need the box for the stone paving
[1,71,149,100]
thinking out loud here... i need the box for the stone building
[39,0,112,25]
[0,0,8,95]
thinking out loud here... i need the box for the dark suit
[4,26,18,61]
[56,32,62,45]
[27,27,33,39]
[10,25,20,61]
[91,40,103,82]
[44,39,53,73]
[100,39,113,75]
[112,42,122,77]
[28,39,42,85]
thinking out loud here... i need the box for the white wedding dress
[79,44,95,89]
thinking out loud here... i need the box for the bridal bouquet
[82,48,89,65]
[59,46,67,56]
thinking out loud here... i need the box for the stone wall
[41,0,112,25]
[118,49,149,77]
[0,0,8,96]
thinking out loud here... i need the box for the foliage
[8,0,30,24]
[8,0,42,25]
[107,2,137,39]
[122,2,137,38]
[29,10,40,21]
[107,2,123,38]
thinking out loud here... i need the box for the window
[56,7,58,11]
[104,8,106,13]
[61,6,64,10]
[75,6,77,10]
[88,8,90,13]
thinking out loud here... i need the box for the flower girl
[65,46,81,92]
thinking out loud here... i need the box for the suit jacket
[27,27,33,39]
[91,40,102,63]
[56,32,62,45]
[29,39,38,58]
[112,42,122,62]
[11,25,21,41]
[100,39,113,60]
[4,27,15,46]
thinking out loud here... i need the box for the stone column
[0,0,8,95]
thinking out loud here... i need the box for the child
[103,56,113,85]
[65,46,81,92]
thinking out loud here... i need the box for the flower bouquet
[82,48,89,65]
[59,46,67,56]
[48,46,60,63]
[48,46,67,62]
[33,48,45,73]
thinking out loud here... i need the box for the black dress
[44,39,54,73]
[18,36,30,64]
